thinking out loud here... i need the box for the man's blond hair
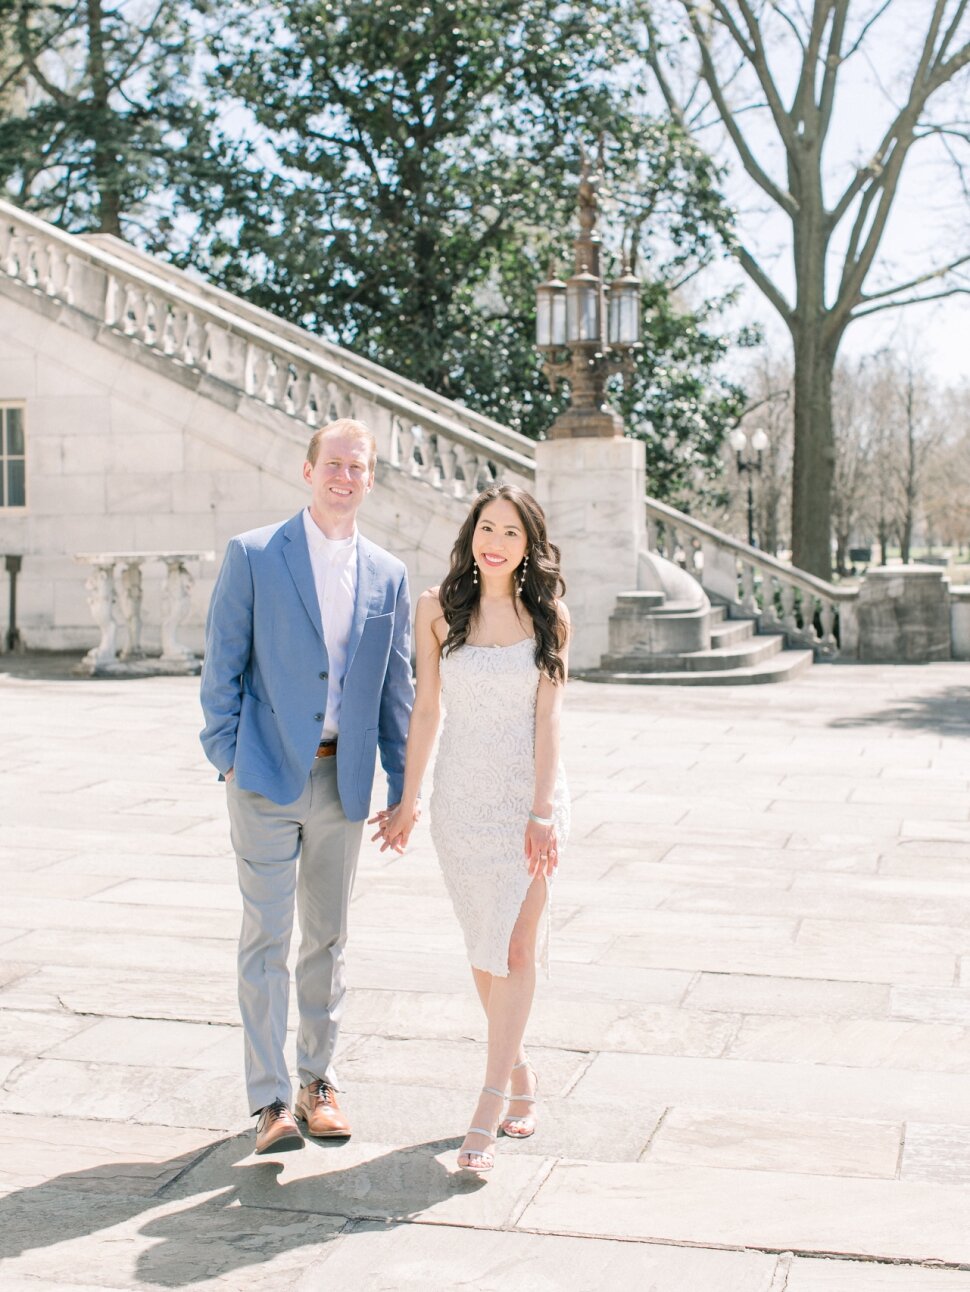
[306,419,377,471]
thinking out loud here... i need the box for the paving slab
[785,1259,970,1290]
[645,1107,901,1178]
[517,1159,970,1262]
[1,661,969,1286]
[296,1220,781,1290]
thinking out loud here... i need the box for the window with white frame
[0,406,25,507]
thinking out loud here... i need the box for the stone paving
[0,658,969,1289]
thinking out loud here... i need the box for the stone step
[602,634,784,674]
[710,619,756,648]
[581,648,814,687]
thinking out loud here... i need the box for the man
[200,419,414,1154]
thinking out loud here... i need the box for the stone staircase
[588,599,814,686]
[0,197,850,682]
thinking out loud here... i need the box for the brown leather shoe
[255,1099,304,1154]
[295,1079,351,1138]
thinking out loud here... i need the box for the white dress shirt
[302,507,358,740]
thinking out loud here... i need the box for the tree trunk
[790,331,836,579]
[86,0,122,238]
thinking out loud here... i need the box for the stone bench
[74,551,214,676]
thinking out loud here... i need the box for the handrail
[0,197,535,496]
[644,496,857,602]
[644,496,858,656]
[83,231,535,460]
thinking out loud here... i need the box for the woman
[371,483,570,1175]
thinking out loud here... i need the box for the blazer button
[319,671,328,679]
[314,712,324,722]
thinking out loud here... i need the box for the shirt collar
[303,507,358,558]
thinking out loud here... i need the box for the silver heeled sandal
[500,1060,538,1139]
[457,1085,506,1174]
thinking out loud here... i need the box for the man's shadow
[0,1132,479,1286]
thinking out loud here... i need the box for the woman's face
[472,498,528,584]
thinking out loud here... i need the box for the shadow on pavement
[0,1132,474,1286]
[828,685,970,735]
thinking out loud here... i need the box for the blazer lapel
[282,513,325,642]
[347,540,381,670]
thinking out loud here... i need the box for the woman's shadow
[0,1132,480,1286]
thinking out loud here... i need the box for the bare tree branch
[735,240,794,323]
[857,253,970,305]
[842,0,894,60]
[680,2,797,214]
[852,283,970,320]
[818,0,850,140]
[714,0,798,151]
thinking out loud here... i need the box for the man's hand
[368,800,421,854]
[225,767,235,783]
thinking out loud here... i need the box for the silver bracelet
[529,810,554,826]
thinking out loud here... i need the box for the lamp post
[536,159,641,438]
[729,427,769,547]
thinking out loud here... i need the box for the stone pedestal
[855,566,951,663]
[535,437,645,671]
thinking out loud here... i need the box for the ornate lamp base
[548,405,624,439]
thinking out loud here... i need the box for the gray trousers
[227,755,364,1114]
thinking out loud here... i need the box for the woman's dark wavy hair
[439,484,568,684]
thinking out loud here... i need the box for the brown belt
[315,739,338,759]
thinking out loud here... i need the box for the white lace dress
[430,637,570,977]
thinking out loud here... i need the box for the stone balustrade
[74,552,213,675]
[0,198,536,504]
[644,498,859,658]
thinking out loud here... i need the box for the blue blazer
[199,512,414,818]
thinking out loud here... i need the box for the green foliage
[0,0,213,236]
[177,0,747,492]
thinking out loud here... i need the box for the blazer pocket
[237,693,286,773]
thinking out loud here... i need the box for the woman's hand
[524,816,558,878]
[368,801,420,854]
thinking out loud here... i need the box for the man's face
[303,430,375,533]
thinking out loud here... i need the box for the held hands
[368,800,421,854]
[525,814,558,878]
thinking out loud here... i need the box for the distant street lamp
[729,426,769,547]
[536,158,642,438]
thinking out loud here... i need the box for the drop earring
[517,553,529,596]
[472,563,478,586]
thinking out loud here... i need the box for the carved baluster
[819,598,837,652]
[143,291,162,347]
[116,560,146,660]
[761,574,781,626]
[7,228,27,278]
[410,425,432,481]
[182,311,203,366]
[79,559,120,671]
[396,421,418,474]
[450,443,471,497]
[438,436,459,494]
[780,582,798,636]
[305,373,324,425]
[34,241,53,294]
[48,245,70,299]
[123,284,146,336]
[160,558,199,666]
[741,561,758,615]
[0,220,12,271]
[23,235,39,286]
[290,366,312,421]
[103,274,122,327]
[246,344,270,401]
[271,357,292,409]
